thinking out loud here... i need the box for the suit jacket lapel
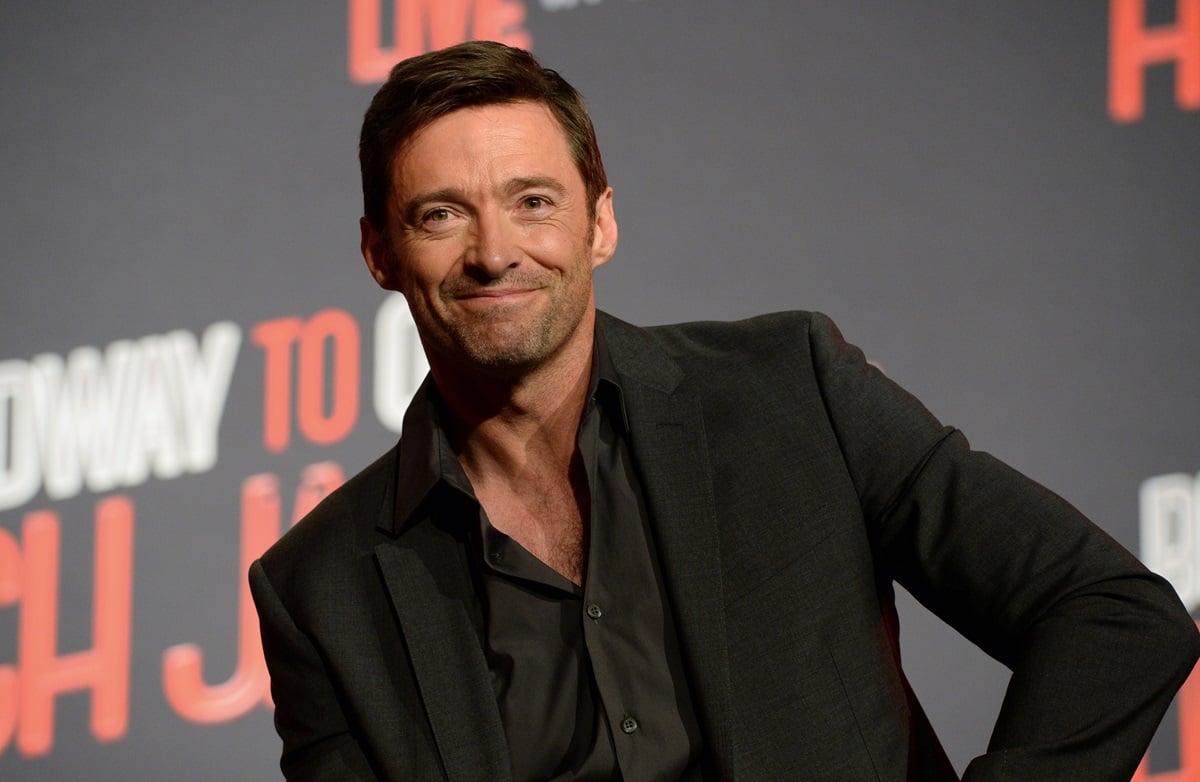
[367,383,511,781]
[599,313,736,777]
[375,524,512,782]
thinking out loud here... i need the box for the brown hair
[359,41,608,233]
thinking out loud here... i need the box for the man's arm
[806,311,1200,780]
[250,559,380,782]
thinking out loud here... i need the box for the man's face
[362,101,617,376]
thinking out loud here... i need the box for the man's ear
[590,187,619,269]
[360,216,397,290]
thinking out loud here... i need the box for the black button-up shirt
[404,333,706,780]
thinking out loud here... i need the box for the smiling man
[250,42,1199,782]
[368,101,612,377]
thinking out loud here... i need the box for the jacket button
[620,717,638,734]
[586,603,603,620]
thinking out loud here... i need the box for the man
[250,41,1199,781]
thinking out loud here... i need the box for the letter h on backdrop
[1110,0,1200,121]
[0,499,134,757]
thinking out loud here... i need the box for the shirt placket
[579,399,649,779]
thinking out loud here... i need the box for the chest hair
[474,456,589,585]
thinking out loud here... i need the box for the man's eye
[521,196,546,209]
[423,208,451,222]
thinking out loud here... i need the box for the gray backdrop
[2,1,1198,779]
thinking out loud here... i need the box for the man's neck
[432,318,595,482]
[430,314,597,585]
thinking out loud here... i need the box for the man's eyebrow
[504,176,569,197]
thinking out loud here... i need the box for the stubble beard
[431,252,593,374]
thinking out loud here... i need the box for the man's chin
[428,296,592,374]
[444,325,549,371]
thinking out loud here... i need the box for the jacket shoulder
[603,309,853,389]
[645,309,819,351]
[602,309,852,367]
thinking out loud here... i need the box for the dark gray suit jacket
[250,310,1199,781]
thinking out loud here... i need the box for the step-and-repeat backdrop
[3,1,1198,779]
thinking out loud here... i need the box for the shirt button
[620,716,639,734]
[586,603,603,620]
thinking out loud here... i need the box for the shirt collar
[390,375,473,533]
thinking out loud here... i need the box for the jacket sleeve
[249,559,380,782]
[805,311,1200,781]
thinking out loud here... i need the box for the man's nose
[464,211,519,277]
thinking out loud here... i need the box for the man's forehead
[398,102,569,163]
